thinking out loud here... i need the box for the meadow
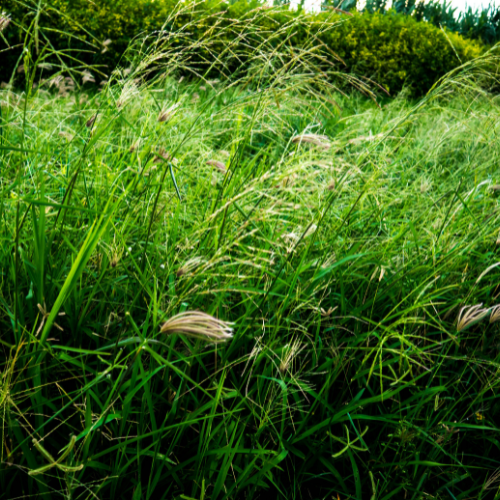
[1,11,500,498]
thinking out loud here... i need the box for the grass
[1,15,500,499]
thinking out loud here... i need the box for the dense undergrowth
[1,19,500,500]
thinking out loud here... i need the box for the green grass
[1,33,500,500]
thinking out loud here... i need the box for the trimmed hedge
[0,0,485,95]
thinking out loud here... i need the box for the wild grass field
[2,12,500,498]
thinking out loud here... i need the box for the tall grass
[1,7,500,499]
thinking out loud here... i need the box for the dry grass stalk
[160,311,233,343]
[158,103,180,122]
[37,302,65,336]
[456,304,490,332]
[490,185,500,191]
[207,160,227,173]
[292,134,331,150]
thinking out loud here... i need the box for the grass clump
[1,21,500,500]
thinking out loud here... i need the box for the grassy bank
[1,50,500,499]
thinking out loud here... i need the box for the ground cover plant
[2,12,500,500]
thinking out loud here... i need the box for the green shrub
[0,0,485,95]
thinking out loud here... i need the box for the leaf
[75,414,122,442]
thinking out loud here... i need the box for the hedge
[0,0,485,96]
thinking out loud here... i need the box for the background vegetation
[1,0,485,96]
[1,1,500,499]
[358,0,500,46]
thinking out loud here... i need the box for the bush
[0,0,485,95]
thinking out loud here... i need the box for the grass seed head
[101,39,112,54]
[160,311,233,343]
[0,12,11,33]
[158,103,180,122]
[154,147,178,164]
[490,305,500,323]
[82,71,95,84]
[207,160,227,173]
[86,115,97,128]
[457,303,490,332]
[129,139,141,153]
[176,257,205,277]
[58,132,74,142]
[292,133,331,150]
[117,82,139,108]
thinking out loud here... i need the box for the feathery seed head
[160,311,233,343]
[490,305,500,323]
[457,304,490,332]
[176,257,204,277]
[117,82,139,108]
[292,133,331,150]
[82,71,95,84]
[158,103,180,122]
[0,12,11,33]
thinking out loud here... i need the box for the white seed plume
[160,311,233,343]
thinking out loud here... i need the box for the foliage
[1,23,500,498]
[0,0,484,96]
[363,0,500,46]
